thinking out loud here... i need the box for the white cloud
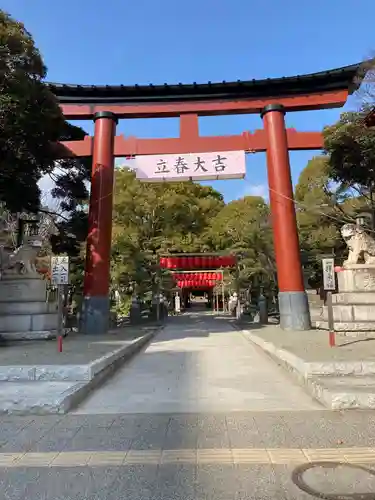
[115,157,126,167]
[241,183,269,200]
[38,173,55,207]
[115,157,137,170]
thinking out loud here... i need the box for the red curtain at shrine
[175,271,224,288]
[174,271,224,285]
[177,281,215,288]
[161,255,236,270]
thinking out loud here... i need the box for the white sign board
[175,294,181,313]
[322,258,335,290]
[51,256,70,285]
[135,150,246,182]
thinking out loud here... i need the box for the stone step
[241,328,375,410]
[332,292,375,304]
[308,375,375,410]
[0,313,58,333]
[316,320,375,336]
[0,330,59,341]
[0,302,57,315]
[321,304,375,322]
[307,295,324,304]
[309,306,323,319]
[0,380,85,414]
[0,332,155,414]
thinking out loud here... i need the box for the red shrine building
[159,254,236,309]
[48,62,364,334]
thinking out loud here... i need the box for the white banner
[135,150,246,182]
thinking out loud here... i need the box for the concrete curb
[238,329,313,384]
[307,376,375,410]
[0,331,156,415]
[60,331,156,414]
[239,329,375,377]
[0,330,161,382]
[239,328,375,410]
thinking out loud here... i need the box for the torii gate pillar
[81,111,118,334]
[261,104,311,330]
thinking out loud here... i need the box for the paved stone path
[4,446,375,467]
[4,313,375,498]
[74,314,321,414]
[2,411,375,498]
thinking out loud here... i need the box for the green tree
[295,156,340,251]
[294,155,364,286]
[323,111,375,227]
[207,196,274,297]
[295,156,342,286]
[0,10,64,212]
[111,168,224,298]
[49,122,91,255]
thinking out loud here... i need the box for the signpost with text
[322,258,335,291]
[322,257,336,347]
[51,256,70,351]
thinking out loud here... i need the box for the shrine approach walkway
[74,312,320,413]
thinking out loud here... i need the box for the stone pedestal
[316,265,375,336]
[0,278,58,340]
[303,270,324,326]
[306,289,324,326]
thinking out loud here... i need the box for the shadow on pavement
[337,337,375,348]
[292,461,375,499]
[151,313,268,343]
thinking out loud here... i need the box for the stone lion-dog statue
[0,235,43,277]
[341,223,375,266]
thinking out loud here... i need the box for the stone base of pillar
[81,296,110,335]
[279,291,311,331]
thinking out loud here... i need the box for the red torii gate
[50,62,362,334]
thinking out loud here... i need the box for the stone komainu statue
[341,223,375,266]
[0,235,42,277]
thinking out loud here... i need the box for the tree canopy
[110,168,224,296]
[295,156,340,253]
[207,195,274,294]
[323,110,375,228]
[294,157,342,286]
[0,10,64,212]
[323,111,375,193]
[49,122,91,256]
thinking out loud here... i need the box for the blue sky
[3,0,375,202]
